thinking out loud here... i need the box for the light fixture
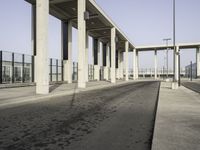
[72,8,76,11]
[84,11,90,20]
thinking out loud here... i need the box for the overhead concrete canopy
[25,0,135,50]
[136,42,200,51]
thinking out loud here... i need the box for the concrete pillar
[78,0,86,88]
[85,31,89,82]
[93,39,100,81]
[172,46,179,89]
[104,43,110,80]
[111,27,116,83]
[117,50,121,79]
[154,50,157,79]
[120,52,124,79]
[175,46,179,81]
[136,51,139,79]
[133,48,136,80]
[31,5,36,83]
[125,41,129,81]
[35,0,49,94]
[116,50,121,79]
[197,47,200,78]
[103,43,109,80]
[62,21,72,84]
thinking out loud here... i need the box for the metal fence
[49,58,63,82]
[0,51,33,84]
[0,51,98,84]
[88,64,94,81]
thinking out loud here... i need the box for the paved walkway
[152,82,200,150]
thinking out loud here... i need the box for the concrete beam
[50,0,74,4]
[36,0,49,94]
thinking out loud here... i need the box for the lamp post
[173,0,176,82]
[163,38,171,78]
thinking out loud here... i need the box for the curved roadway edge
[151,82,200,150]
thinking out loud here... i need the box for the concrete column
[125,41,129,81]
[103,43,108,80]
[31,5,37,83]
[175,46,179,81]
[62,21,72,84]
[197,47,200,78]
[136,51,139,79]
[120,52,124,79]
[111,27,116,83]
[35,0,49,94]
[117,50,121,79]
[154,50,157,79]
[133,49,136,80]
[78,0,86,88]
[172,46,179,89]
[104,43,110,80]
[85,31,89,82]
[93,39,100,81]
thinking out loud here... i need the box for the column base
[171,82,178,90]
[104,67,109,80]
[36,84,49,94]
[94,65,100,81]
[111,67,116,83]
[78,81,86,88]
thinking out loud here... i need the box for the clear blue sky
[0,0,199,70]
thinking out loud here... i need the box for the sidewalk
[0,80,130,109]
[152,82,200,150]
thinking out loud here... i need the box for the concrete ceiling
[25,0,135,51]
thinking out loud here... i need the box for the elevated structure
[25,0,135,94]
[17,0,200,94]
[135,43,200,88]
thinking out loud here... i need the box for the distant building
[185,63,197,79]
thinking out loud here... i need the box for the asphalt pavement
[181,81,200,93]
[0,81,160,150]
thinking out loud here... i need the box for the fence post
[22,54,25,83]
[56,59,58,82]
[190,61,192,81]
[0,51,2,84]
[31,56,34,82]
[50,58,53,82]
[12,53,14,83]
[61,60,64,81]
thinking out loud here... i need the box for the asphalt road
[181,81,200,93]
[0,81,160,150]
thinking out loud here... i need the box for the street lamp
[173,0,176,82]
[163,38,171,78]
